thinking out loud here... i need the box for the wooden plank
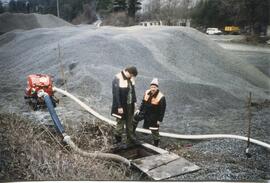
[141,143,168,154]
[147,157,200,180]
[132,153,180,172]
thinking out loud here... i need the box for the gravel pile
[0,25,268,132]
[0,12,71,34]
[0,25,269,180]
[170,137,270,181]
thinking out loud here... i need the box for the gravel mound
[0,25,269,133]
[0,12,71,34]
[183,108,270,180]
[170,138,270,181]
[0,25,269,180]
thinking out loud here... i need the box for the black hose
[44,94,65,134]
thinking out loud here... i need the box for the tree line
[1,0,142,24]
[141,0,269,35]
[191,0,270,35]
[141,0,192,26]
[1,0,269,35]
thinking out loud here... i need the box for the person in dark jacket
[133,78,166,147]
[111,66,138,146]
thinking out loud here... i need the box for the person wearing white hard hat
[133,78,166,147]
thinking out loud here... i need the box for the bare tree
[181,0,191,24]
[142,0,192,25]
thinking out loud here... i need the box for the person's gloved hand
[134,110,143,122]
[134,109,140,115]
[118,107,123,114]
[134,103,138,110]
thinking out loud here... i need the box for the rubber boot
[154,140,160,147]
[132,124,136,134]
[133,119,138,133]
[113,135,122,144]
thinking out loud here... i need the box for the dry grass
[0,113,132,181]
[71,4,97,25]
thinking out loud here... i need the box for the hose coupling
[37,89,48,98]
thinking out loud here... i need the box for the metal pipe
[56,0,60,17]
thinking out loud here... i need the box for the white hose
[63,135,130,166]
[41,88,130,165]
[53,87,270,150]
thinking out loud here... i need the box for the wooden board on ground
[132,152,179,172]
[141,143,168,154]
[131,143,200,180]
[147,157,200,180]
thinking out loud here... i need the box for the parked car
[206,28,222,35]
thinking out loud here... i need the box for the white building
[139,21,163,26]
[139,19,191,27]
[175,19,191,27]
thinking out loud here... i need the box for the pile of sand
[0,12,71,34]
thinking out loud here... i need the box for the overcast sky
[1,0,11,5]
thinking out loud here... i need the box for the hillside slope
[0,13,71,34]
[0,25,269,136]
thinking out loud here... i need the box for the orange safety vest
[144,89,164,105]
[115,72,135,88]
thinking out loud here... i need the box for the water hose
[63,135,130,166]
[43,94,65,134]
[38,90,130,166]
[53,87,270,150]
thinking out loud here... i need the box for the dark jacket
[140,89,166,129]
[111,71,137,119]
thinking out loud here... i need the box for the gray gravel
[0,24,269,180]
[0,12,72,34]
[166,107,270,181]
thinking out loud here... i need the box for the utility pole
[245,92,252,158]
[58,44,67,91]
[57,0,60,17]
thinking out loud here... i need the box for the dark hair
[125,66,138,77]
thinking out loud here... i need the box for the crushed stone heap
[0,12,71,34]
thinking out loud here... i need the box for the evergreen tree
[127,0,141,18]
[16,0,27,13]
[0,1,4,14]
[113,0,126,12]
[244,0,269,35]
[9,0,18,12]
[97,0,113,12]
[191,0,269,35]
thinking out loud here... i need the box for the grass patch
[0,113,132,181]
